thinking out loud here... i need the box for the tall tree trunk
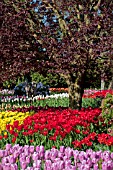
[108,76,113,89]
[101,78,105,90]
[68,74,84,110]
[108,59,113,90]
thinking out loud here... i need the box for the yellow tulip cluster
[0,111,34,134]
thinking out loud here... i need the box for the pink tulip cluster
[0,144,113,170]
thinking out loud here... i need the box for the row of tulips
[0,144,113,170]
[2,89,112,111]
[1,90,113,101]
[0,96,102,112]
[0,106,67,134]
[0,107,113,151]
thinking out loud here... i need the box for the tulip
[5,144,12,151]
[13,151,19,159]
[54,158,61,162]
[36,160,41,168]
[20,162,27,170]
[9,155,16,164]
[60,146,65,153]
[2,163,11,170]
[4,151,8,157]
[2,157,8,164]
[93,163,99,170]
[26,156,31,164]
[32,152,39,161]
[44,150,50,160]
[63,156,69,161]
[40,146,44,153]
[0,150,5,158]
[65,160,71,167]
[58,152,64,159]
[59,161,65,169]
[24,149,29,156]
[26,167,34,170]
[11,163,18,170]
[36,146,40,152]
[45,160,52,167]
[29,146,34,154]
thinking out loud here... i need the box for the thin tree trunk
[108,76,113,89]
[101,78,105,90]
[108,59,113,89]
[68,75,84,110]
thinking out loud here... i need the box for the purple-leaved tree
[0,0,113,109]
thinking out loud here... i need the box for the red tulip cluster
[83,89,113,98]
[4,107,113,148]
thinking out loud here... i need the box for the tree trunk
[108,76,113,89]
[101,78,105,90]
[68,76,84,110]
[108,59,113,90]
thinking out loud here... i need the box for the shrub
[101,93,113,135]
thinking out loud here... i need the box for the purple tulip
[20,161,27,169]
[36,146,40,152]
[9,155,16,164]
[58,152,64,159]
[65,160,71,168]
[24,145,29,150]
[39,151,44,159]
[2,163,11,170]
[63,156,69,161]
[50,149,58,161]
[18,147,23,154]
[26,156,31,164]
[93,163,99,170]
[60,146,65,153]
[44,150,50,160]
[45,160,52,167]
[39,146,44,153]
[5,144,12,151]
[36,160,41,168]
[33,162,37,168]
[13,151,19,159]
[3,151,8,157]
[54,158,61,162]
[29,146,34,154]
[59,161,65,169]
[73,150,79,160]
[24,149,29,156]
[12,144,19,151]
[9,148,13,155]
[111,152,113,159]
[0,150,5,158]
[2,157,9,164]
[32,152,39,161]
[51,162,59,170]
[20,156,26,163]
[0,163,3,170]
[11,163,18,170]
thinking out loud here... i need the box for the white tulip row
[0,93,69,103]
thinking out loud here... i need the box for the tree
[1,0,113,109]
[0,0,47,81]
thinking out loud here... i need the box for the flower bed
[0,90,113,169]
[0,144,113,170]
[0,107,113,152]
[1,89,112,110]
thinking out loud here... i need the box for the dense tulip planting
[1,89,112,110]
[0,110,34,134]
[0,107,113,152]
[0,89,113,169]
[0,144,113,170]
